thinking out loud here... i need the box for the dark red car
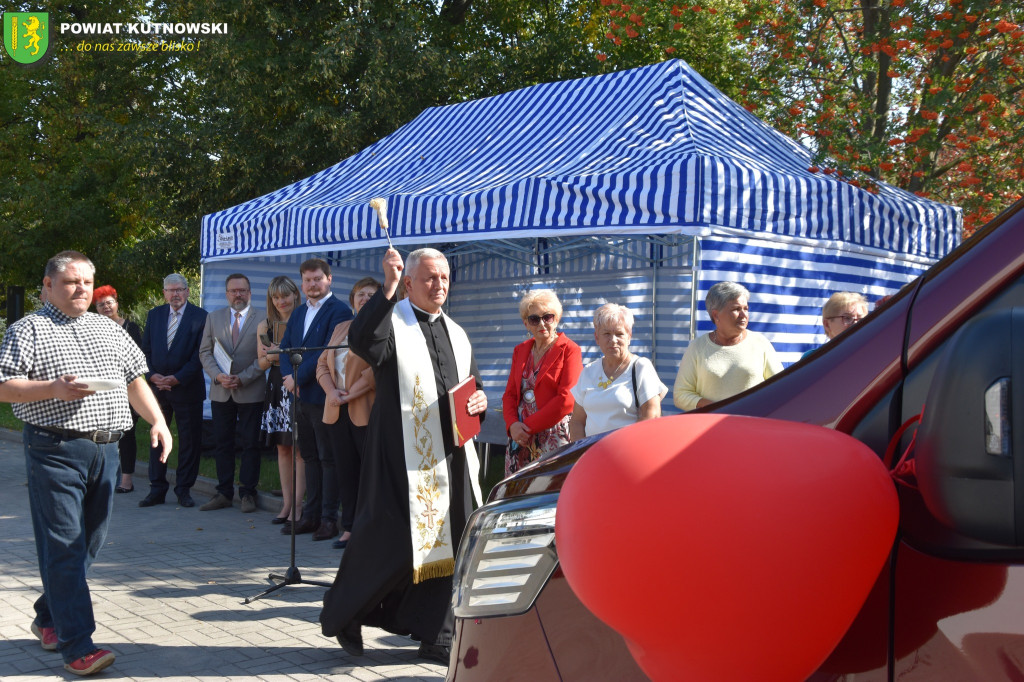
[448,197,1024,681]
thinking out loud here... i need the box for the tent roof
[201,59,961,263]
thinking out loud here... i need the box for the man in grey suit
[198,274,267,513]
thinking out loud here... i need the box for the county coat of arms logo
[3,12,50,65]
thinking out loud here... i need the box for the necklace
[597,355,630,389]
[532,342,552,364]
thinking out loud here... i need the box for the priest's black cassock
[319,288,482,647]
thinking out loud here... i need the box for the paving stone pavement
[0,429,447,681]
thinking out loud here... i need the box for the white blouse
[571,356,667,437]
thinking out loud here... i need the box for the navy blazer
[280,293,353,405]
[141,302,209,403]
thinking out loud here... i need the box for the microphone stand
[244,342,348,604]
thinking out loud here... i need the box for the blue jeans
[23,424,119,663]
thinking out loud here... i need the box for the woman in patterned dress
[257,276,304,525]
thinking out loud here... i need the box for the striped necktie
[167,310,179,349]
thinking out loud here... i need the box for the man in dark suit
[280,258,353,539]
[139,273,209,508]
[198,273,267,514]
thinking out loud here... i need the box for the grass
[132,421,284,493]
[0,403,20,431]
[0,404,283,492]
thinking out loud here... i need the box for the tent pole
[198,261,205,309]
[690,236,701,342]
[651,237,659,367]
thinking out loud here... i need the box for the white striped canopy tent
[200,59,961,424]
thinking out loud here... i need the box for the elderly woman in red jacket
[502,289,583,476]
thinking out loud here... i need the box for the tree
[0,0,191,301]
[594,0,1024,235]
[591,0,756,99]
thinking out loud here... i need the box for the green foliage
[733,0,1023,233]
[596,0,1024,235]
[594,0,753,99]
[1,0,196,300]
[0,403,21,431]
[440,0,609,96]
[0,0,612,303]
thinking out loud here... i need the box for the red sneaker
[64,649,115,676]
[30,622,58,651]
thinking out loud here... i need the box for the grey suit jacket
[199,306,267,404]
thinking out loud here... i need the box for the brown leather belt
[33,425,124,444]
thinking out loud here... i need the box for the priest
[320,246,487,665]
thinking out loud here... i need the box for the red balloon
[555,414,899,682]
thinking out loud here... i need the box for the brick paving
[0,429,446,681]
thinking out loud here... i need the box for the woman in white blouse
[569,303,667,439]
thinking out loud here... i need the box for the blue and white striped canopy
[201,59,961,263]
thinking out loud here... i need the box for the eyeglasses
[227,288,250,295]
[826,315,863,326]
[163,288,187,294]
[526,313,556,326]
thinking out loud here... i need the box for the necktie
[167,310,179,349]
[232,312,241,346]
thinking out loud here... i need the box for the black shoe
[177,494,195,508]
[271,516,289,525]
[139,494,165,508]
[115,485,134,494]
[336,624,363,657]
[292,517,319,534]
[312,519,339,541]
[417,642,451,665]
[279,521,293,535]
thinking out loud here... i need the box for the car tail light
[452,493,560,618]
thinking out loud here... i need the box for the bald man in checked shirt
[0,251,171,676]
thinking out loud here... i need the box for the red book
[448,375,482,447]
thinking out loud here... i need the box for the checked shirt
[0,303,148,431]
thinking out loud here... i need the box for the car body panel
[453,199,1024,681]
[449,607,561,681]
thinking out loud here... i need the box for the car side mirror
[915,307,1023,546]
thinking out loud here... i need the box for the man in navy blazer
[139,273,209,508]
[280,258,353,539]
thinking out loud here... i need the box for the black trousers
[210,398,263,500]
[117,415,138,474]
[328,407,365,532]
[296,400,339,523]
[148,398,203,499]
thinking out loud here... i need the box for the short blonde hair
[822,291,868,319]
[519,289,562,321]
[593,303,634,334]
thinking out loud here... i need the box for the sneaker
[240,494,257,514]
[30,622,57,650]
[64,649,115,676]
[199,493,232,511]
